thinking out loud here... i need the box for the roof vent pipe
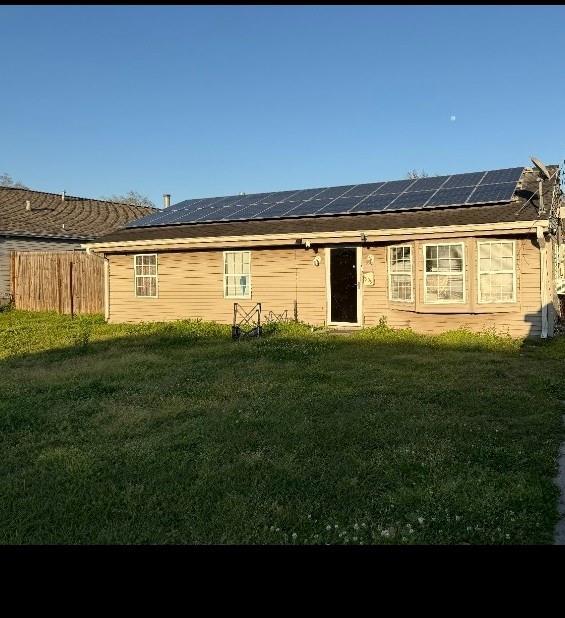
[163,194,171,209]
[25,200,31,211]
[61,191,66,201]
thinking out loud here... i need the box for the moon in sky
[450,115,457,122]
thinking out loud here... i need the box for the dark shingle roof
[96,165,559,245]
[0,186,157,240]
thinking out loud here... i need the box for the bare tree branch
[100,190,156,208]
[406,169,430,179]
[0,172,28,188]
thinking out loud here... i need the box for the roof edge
[0,185,159,211]
[86,219,548,253]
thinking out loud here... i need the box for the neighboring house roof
[0,186,157,240]
[97,165,559,244]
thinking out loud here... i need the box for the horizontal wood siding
[108,248,326,325]
[107,236,542,337]
[363,236,542,338]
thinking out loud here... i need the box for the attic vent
[25,200,31,211]
[61,191,66,201]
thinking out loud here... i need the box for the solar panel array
[127,167,524,229]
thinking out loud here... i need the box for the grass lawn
[1,309,564,545]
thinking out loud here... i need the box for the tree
[406,169,429,179]
[0,172,28,188]
[100,190,156,208]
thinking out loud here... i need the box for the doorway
[327,247,361,325]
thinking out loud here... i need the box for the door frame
[325,246,363,326]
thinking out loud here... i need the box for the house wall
[106,234,544,338]
[107,247,326,326]
[363,236,542,338]
[0,236,82,297]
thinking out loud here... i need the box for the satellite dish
[530,156,551,180]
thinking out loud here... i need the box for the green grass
[0,309,563,544]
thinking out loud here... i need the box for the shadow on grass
[2,312,562,368]
[1,311,564,544]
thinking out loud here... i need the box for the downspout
[537,226,548,338]
[103,255,110,322]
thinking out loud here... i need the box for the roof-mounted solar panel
[347,182,387,197]
[384,190,437,210]
[320,185,357,199]
[466,182,517,204]
[442,171,486,189]
[349,194,393,213]
[404,176,449,192]
[125,166,525,228]
[480,168,523,185]
[424,186,475,207]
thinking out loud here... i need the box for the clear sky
[1,5,564,207]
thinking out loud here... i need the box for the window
[224,251,251,298]
[134,254,158,297]
[388,245,413,301]
[477,240,516,303]
[424,243,465,303]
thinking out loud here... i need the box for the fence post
[57,256,63,314]
[10,251,15,304]
[69,261,74,318]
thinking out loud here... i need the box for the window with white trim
[224,251,251,298]
[388,245,413,301]
[424,243,465,303]
[477,240,516,303]
[134,254,158,297]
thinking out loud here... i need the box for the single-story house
[87,162,564,339]
[0,186,156,298]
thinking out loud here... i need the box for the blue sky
[1,5,564,207]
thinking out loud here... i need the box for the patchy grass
[0,310,563,544]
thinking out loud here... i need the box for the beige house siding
[363,236,542,338]
[106,234,543,338]
[107,247,326,326]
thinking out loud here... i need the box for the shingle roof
[0,186,157,240]
[96,165,559,245]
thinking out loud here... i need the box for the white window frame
[423,242,466,304]
[477,240,516,304]
[387,244,414,302]
[134,253,158,298]
[223,251,252,299]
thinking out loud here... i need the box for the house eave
[85,219,549,254]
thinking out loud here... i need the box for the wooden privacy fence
[11,251,105,315]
